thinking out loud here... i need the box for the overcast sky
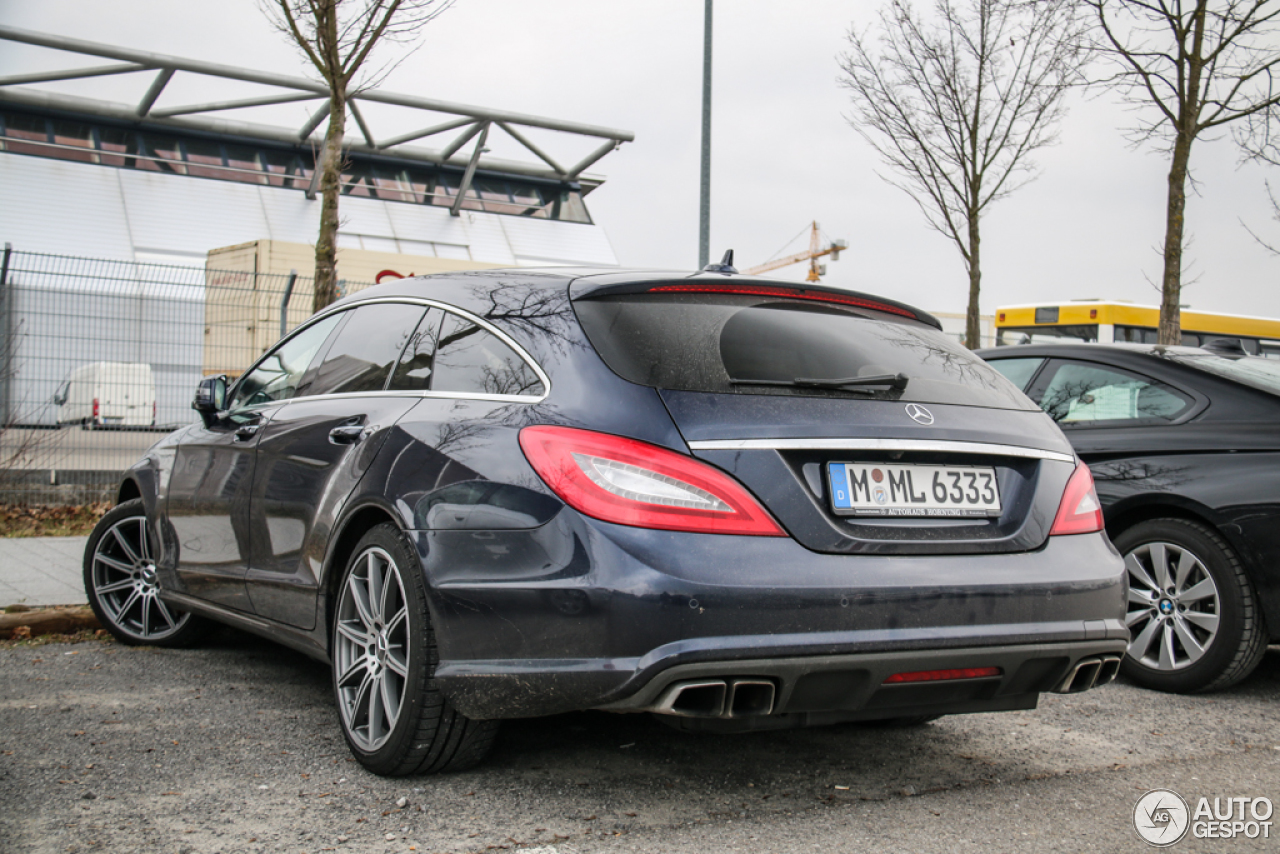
[2,0,1279,323]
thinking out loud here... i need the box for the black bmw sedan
[979,342,1280,695]
[84,267,1127,776]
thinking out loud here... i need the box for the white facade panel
[499,215,618,266]
[0,154,134,258]
[117,170,272,258]
[255,188,320,245]
[330,193,396,240]
[383,203,477,255]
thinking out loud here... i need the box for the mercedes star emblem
[905,403,935,425]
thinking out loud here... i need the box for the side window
[229,313,342,410]
[1036,361,1192,425]
[432,311,545,397]
[986,357,1044,392]
[303,303,428,397]
[388,309,443,391]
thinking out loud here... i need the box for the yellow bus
[994,300,1280,357]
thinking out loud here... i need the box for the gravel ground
[2,630,1278,854]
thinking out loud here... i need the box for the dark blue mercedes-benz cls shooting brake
[83,267,1128,776]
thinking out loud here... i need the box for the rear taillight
[519,425,785,536]
[1050,461,1104,535]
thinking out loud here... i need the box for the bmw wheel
[83,499,208,646]
[1117,518,1266,693]
[332,523,498,776]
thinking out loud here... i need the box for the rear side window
[573,293,1036,409]
[987,357,1044,392]
[1035,361,1192,424]
[431,311,545,397]
[304,303,427,396]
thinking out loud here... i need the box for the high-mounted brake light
[884,667,1002,684]
[646,284,920,321]
[1050,461,1104,536]
[519,425,785,536]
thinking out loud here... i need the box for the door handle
[233,424,260,442]
[329,424,372,445]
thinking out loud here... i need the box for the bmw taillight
[1050,461,1104,535]
[519,425,785,536]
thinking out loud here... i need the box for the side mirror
[192,375,228,426]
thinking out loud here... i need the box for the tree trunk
[1158,130,1192,345]
[312,88,346,313]
[965,212,982,349]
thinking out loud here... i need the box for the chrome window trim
[230,296,551,410]
[686,438,1075,463]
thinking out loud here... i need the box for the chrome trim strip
[228,296,551,411]
[686,438,1075,463]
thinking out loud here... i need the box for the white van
[54,362,156,428]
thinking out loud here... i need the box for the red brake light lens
[518,425,785,536]
[1050,461,1104,536]
[884,667,1002,684]
[646,284,919,320]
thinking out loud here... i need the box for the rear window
[1164,353,1280,396]
[574,293,1037,410]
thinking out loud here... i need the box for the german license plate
[827,462,1001,517]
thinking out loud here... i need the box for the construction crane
[744,221,848,282]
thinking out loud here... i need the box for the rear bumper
[416,513,1128,720]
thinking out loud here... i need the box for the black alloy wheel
[331,523,498,776]
[83,499,208,646]
[1116,517,1267,693]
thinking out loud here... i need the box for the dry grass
[0,502,110,538]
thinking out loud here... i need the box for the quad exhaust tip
[1054,654,1123,694]
[655,678,776,718]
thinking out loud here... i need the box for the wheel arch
[117,478,142,505]
[1105,495,1274,638]
[320,499,406,652]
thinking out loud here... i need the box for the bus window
[997,324,1097,346]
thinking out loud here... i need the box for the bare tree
[1087,1,1280,344]
[839,0,1085,348]
[1236,106,1280,254]
[262,0,454,312]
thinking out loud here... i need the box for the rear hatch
[572,282,1077,555]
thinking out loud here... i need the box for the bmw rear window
[573,293,1037,410]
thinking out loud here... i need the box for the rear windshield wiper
[729,373,909,392]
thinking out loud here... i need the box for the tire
[1116,518,1267,693]
[331,523,499,776]
[83,499,210,646]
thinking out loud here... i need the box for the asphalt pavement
[2,633,1278,854]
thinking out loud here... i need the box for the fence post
[279,269,297,339]
[0,242,12,426]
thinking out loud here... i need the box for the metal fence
[0,245,369,505]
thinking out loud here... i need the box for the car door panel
[245,395,422,628]
[164,409,271,611]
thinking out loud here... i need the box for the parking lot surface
[2,631,1278,854]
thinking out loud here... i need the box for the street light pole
[698,0,712,269]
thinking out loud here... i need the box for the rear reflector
[646,284,919,320]
[1050,461,1104,536]
[884,667,1002,684]
[519,425,785,536]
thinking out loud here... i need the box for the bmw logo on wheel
[905,403,935,425]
